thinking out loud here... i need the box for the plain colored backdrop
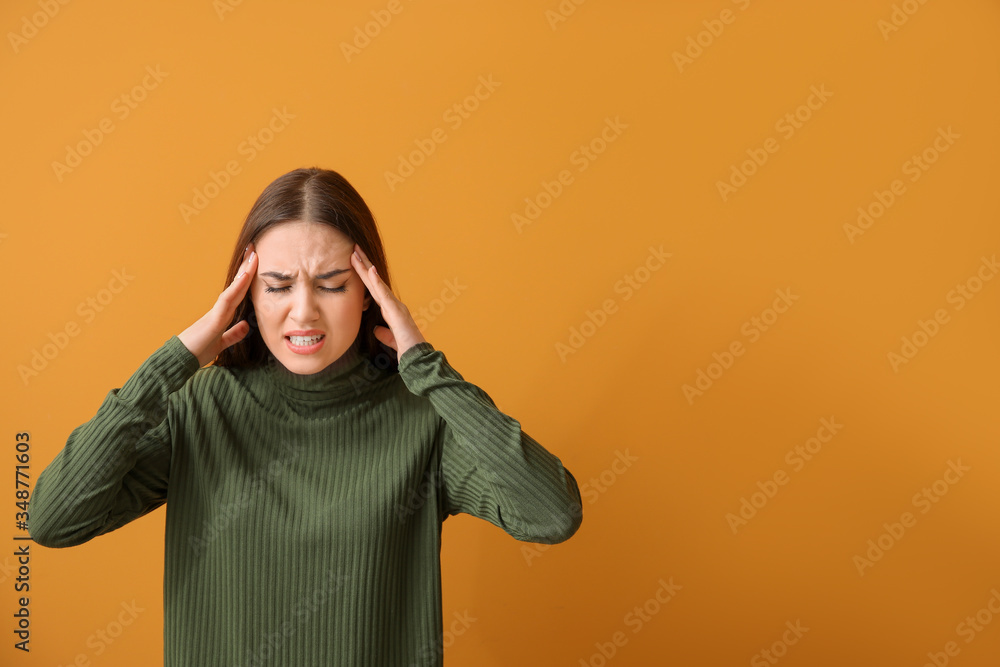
[3,0,1000,665]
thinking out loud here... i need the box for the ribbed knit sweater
[28,333,583,666]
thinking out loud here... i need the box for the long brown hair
[213,167,396,372]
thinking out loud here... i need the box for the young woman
[28,167,583,666]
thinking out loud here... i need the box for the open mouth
[285,334,326,354]
[286,334,325,346]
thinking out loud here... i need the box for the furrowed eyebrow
[260,269,350,281]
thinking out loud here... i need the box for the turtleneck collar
[263,332,373,404]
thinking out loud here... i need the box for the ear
[362,290,372,311]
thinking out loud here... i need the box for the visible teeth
[289,335,323,346]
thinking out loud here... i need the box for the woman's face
[249,220,371,375]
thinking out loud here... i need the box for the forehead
[255,221,353,259]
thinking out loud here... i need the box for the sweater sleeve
[28,335,201,548]
[397,341,583,544]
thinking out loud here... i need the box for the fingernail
[249,250,255,262]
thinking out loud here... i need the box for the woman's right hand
[178,243,257,367]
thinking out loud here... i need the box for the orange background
[3,0,1000,665]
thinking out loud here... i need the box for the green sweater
[28,334,583,666]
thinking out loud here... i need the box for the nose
[288,283,320,323]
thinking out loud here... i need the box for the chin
[280,354,329,374]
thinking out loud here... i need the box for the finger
[219,320,250,349]
[351,247,384,302]
[225,246,257,299]
[215,247,257,329]
[351,244,374,278]
[350,246,367,280]
[352,244,380,278]
[353,243,369,264]
[353,246,394,301]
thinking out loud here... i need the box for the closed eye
[264,284,347,294]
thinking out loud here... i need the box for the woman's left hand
[351,243,427,362]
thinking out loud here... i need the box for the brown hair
[213,167,397,372]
